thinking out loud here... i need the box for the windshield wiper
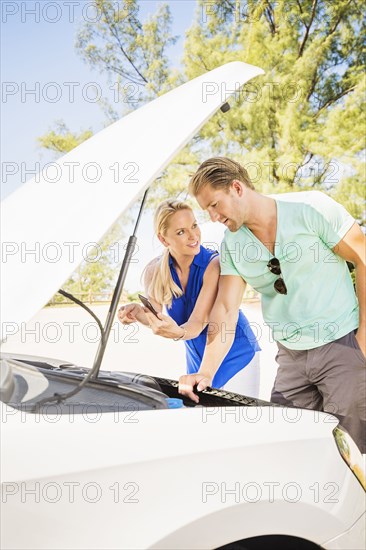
[31,189,149,412]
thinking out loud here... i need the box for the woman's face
[160,209,201,257]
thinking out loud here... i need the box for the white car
[1,63,365,550]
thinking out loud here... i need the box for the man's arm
[333,222,366,357]
[178,274,246,402]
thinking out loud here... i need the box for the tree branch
[298,0,318,58]
[312,161,329,186]
[295,0,303,14]
[91,49,145,85]
[264,1,276,35]
[195,55,211,72]
[328,0,353,35]
[314,86,355,118]
[306,70,320,101]
[101,3,148,84]
[293,152,314,183]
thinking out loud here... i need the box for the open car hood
[1,62,264,340]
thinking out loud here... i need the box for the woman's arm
[179,255,221,339]
[144,256,221,340]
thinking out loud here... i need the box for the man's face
[196,183,244,232]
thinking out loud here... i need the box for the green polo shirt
[220,191,359,350]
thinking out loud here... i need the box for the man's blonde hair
[189,157,254,196]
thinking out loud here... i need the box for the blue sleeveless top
[166,246,260,388]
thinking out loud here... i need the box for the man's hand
[178,373,213,404]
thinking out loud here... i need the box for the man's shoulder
[270,190,354,238]
[268,190,328,206]
[270,191,348,221]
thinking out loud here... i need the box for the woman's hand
[118,303,149,326]
[144,309,184,339]
[178,373,213,404]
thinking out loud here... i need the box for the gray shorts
[271,330,366,453]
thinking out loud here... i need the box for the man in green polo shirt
[178,157,365,453]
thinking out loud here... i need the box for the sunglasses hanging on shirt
[267,257,288,295]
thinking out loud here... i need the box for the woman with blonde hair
[118,199,260,395]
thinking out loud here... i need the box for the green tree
[38,119,133,301]
[39,0,365,224]
[62,222,121,301]
[38,121,93,153]
[181,0,365,221]
[75,0,178,109]
[39,0,187,206]
[38,0,180,300]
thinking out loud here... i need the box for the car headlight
[333,426,365,490]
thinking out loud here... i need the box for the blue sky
[1,0,198,199]
[1,1,216,292]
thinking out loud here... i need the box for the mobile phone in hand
[138,294,160,318]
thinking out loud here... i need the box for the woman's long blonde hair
[145,199,192,308]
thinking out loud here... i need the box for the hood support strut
[91,188,149,379]
[31,189,149,410]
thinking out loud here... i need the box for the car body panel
[1,62,365,550]
[322,513,366,550]
[0,61,263,340]
[1,401,365,550]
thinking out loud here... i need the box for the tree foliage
[75,0,178,107]
[39,0,365,229]
[38,121,93,153]
[38,123,130,298]
[60,221,125,300]
[182,0,365,219]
